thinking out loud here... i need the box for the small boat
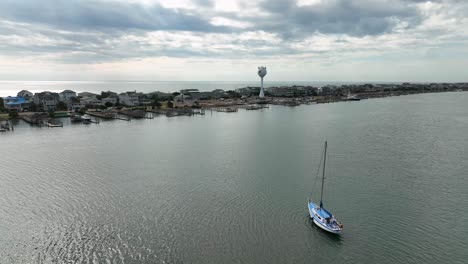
[82,114,91,121]
[47,120,63,127]
[71,114,83,122]
[80,114,91,124]
[246,105,261,110]
[308,141,343,234]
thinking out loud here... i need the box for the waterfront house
[59,90,77,101]
[211,89,227,99]
[119,91,141,106]
[17,90,33,103]
[78,92,99,98]
[80,97,101,107]
[59,90,78,110]
[176,89,217,102]
[139,95,152,106]
[268,86,295,97]
[236,87,260,97]
[3,96,28,111]
[69,102,82,111]
[33,92,60,112]
[146,91,172,101]
[77,92,100,107]
[101,95,119,106]
[177,89,198,102]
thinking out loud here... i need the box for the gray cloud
[0,0,467,65]
[256,0,422,38]
[193,0,214,7]
[0,0,225,32]
[0,0,428,37]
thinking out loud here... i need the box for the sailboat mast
[320,141,327,208]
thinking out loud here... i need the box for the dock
[244,105,268,110]
[118,109,146,119]
[213,107,238,113]
[86,111,116,120]
[22,113,50,126]
[148,108,204,117]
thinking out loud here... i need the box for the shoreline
[1,83,467,128]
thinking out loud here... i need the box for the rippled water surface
[1,92,467,263]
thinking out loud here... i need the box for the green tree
[226,90,241,98]
[57,101,68,111]
[97,91,112,100]
[0,97,4,112]
[29,103,39,112]
[151,94,161,109]
[167,101,174,108]
[153,101,162,109]
[104,102,113,108]
[9,110,19,118]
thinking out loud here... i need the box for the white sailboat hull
[312,218,342,234]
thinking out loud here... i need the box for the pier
[244,105,269,110]
[147,108,205,117]
[21,113,50,126]
[86,111,116,120]
[213,107,238,113]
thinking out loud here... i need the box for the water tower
[258,66,267,98]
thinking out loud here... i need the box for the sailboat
[308,141,344,234]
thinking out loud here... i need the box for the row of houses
[3,90,63,112]
[236,86,319,97]
[174,89,227,102]
[2,90,157,112]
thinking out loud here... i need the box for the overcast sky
[0,0,467,82]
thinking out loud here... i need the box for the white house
[80,97,101,106]
[101,95,119,106]
[118,91,140,106]
[59,90,77,101]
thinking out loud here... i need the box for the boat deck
[308,202,332,219]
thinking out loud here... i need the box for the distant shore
[1,82,467,128]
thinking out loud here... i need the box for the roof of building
[4,96,27,105]
[60,90,76,94]
[17,90,33,95]
[34,91,60,99]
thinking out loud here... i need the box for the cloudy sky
[0,0,467,82]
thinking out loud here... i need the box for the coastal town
[1,82,467,130]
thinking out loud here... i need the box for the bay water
[1,92,467,263]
